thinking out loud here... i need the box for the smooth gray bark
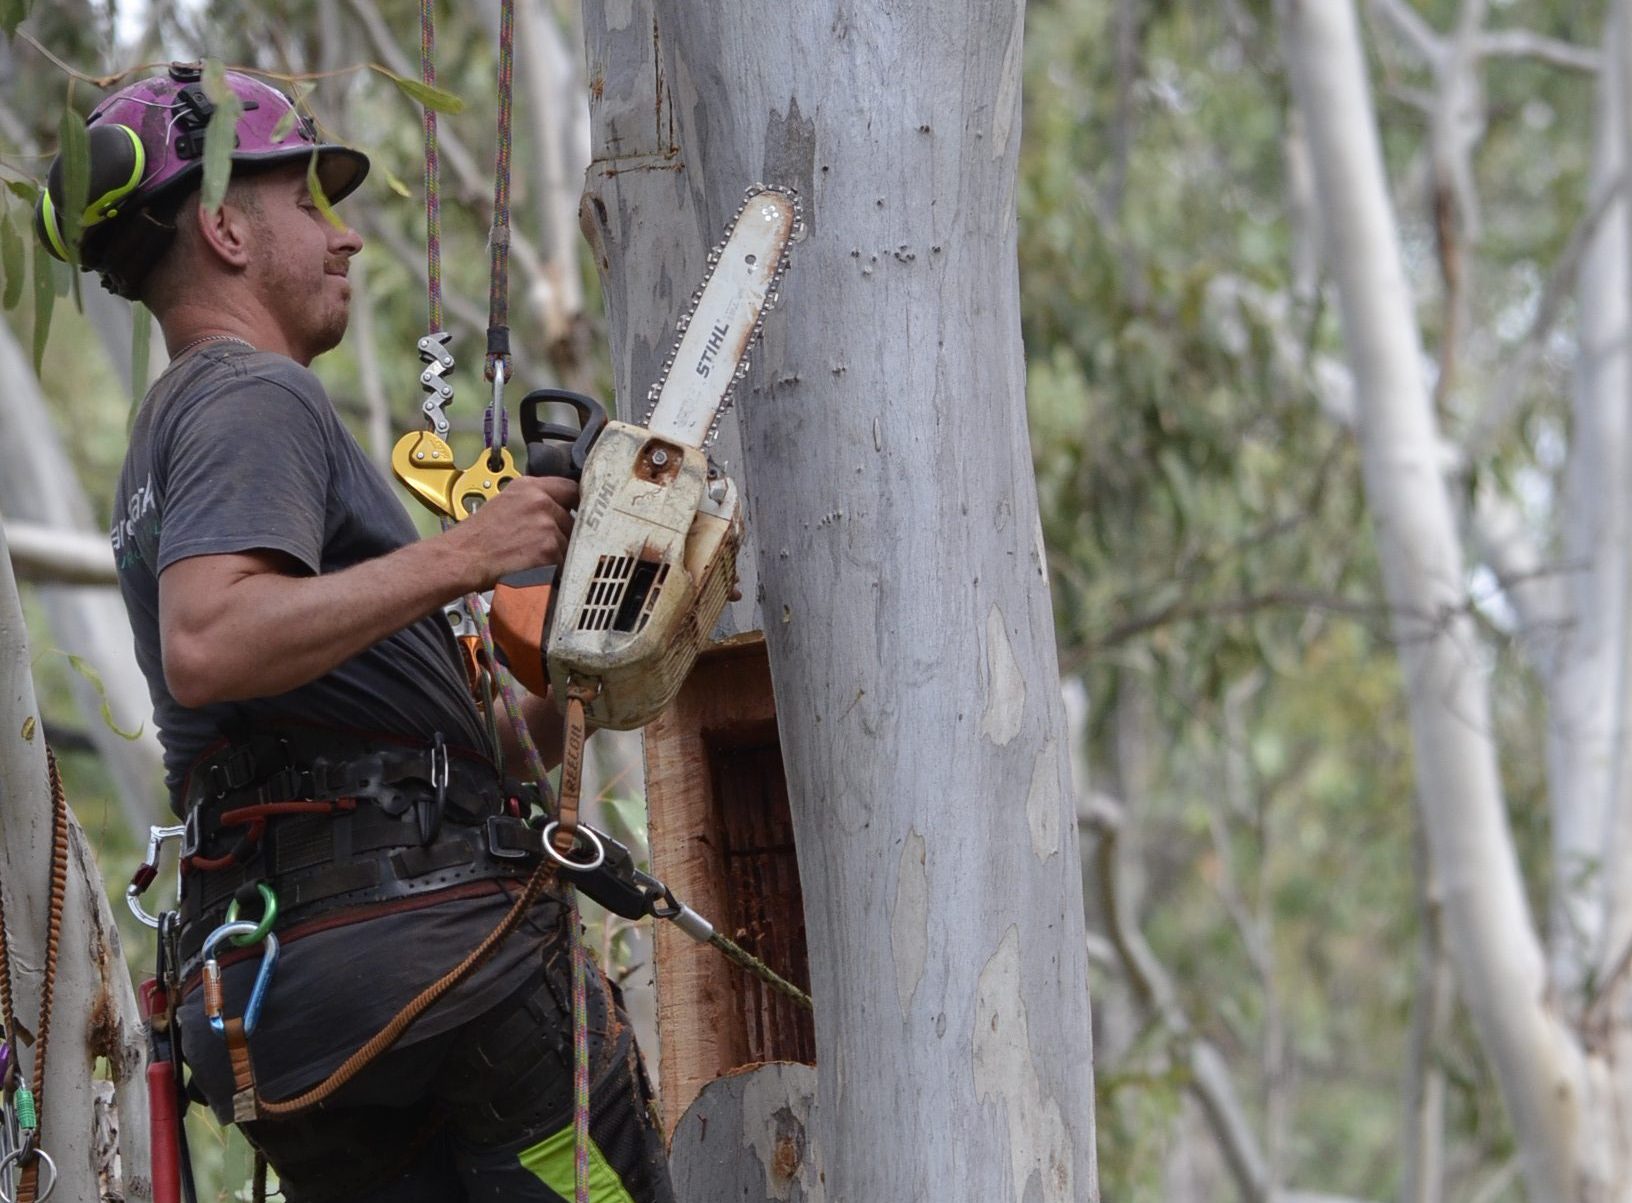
[0,524,150,1202]
[586,2,1100,1198]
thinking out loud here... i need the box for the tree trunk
[1277,1,1612,1197]
[0,524,150,1202]
[581,1,1099,1197]
[0,318,165,835]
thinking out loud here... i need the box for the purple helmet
[35,62,369,298]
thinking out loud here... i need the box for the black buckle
[181,806,202,861]
[485,815,541,860]
[208,746,256,797]
[416,733,450,846]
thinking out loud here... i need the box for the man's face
[242,165,363,363]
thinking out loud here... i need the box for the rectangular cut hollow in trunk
[643,632,815,1136]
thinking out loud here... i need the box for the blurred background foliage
[0,0,1605,1198]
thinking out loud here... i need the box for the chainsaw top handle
[520,389,608,481]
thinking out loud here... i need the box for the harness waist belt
[176,816,553,976]
[176,728,551,968]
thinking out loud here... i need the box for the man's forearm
[161,534,482,706]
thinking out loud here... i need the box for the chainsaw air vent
[576,554,671,634]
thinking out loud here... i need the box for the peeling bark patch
[20,715,34,741]
[891,828,929,1017]
[764,98,818,238]
[973,928,1074,1201]
[740,1065,822,1202]
[980,605,1025,746]
[1026,742,1061,863]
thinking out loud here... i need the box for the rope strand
[484,0,515,386]
[420,0,443,334]
[0,749,72,1203]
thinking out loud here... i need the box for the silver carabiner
[126,824,186,930]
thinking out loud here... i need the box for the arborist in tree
[33,63,676,1203]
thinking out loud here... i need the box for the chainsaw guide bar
[641,185,803,449]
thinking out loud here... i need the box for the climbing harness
[0,751,69,1203]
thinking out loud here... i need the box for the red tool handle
[148,1060,181,1203]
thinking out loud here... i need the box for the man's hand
[444,476,579,590]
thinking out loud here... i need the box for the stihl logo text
[695,323,730,378]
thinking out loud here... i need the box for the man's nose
[332,222,364,257]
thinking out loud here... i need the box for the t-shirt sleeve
[155,374,330,574]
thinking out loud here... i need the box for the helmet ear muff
[34,123,146,263]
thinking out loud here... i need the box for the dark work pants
[232,929,674,1202]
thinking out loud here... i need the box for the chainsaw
[394,184,801,732]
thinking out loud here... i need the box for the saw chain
[641,184,803,448]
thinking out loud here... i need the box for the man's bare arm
[160,476,577,707]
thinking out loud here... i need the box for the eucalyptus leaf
[270,106,299,144]
[199,59,244,215]
[370,66,466,114]
[131,303,152,410]
[31,238,53,372]
[4,179,37,204]
[61,652,145,740]
[306,152,345,231]
[378,164,414,200]
[1,206,22,310]
[56,104,90,269]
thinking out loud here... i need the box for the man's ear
[192,194,255,270]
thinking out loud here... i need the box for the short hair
[135,177,265,314]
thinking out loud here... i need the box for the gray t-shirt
[114,343,554,1109]
[111,343,490,808]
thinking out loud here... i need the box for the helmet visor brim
[233,145,370,205]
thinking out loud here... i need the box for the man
[38,63,674,1202]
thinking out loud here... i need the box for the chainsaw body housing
[546,419,741,729]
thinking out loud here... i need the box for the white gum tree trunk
[0,525,150,1202]
[1551,0,1631,1024]
[1276,1,1617,1198]
[581,1,1099,1197]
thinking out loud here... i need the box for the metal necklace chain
[169,333,255,360]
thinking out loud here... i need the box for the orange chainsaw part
[490,579,553,696]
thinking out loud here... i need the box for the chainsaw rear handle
[520,389,607,481]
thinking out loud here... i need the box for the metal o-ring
[540,822,605,871]
[0,1147,58,1202]
[224,882,278,947]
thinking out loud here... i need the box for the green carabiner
[224,882,279,947]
